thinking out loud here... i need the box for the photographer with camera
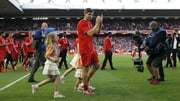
[144,21,167,85]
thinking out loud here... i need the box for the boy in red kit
[0,32,7,72]
[12,40,20,69]
[5,33,17,71]
[77,8,103,95]
[23,31,35,71]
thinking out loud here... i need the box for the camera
[133,58,144,72]
[132,31,144,46]
[132,31,144,72]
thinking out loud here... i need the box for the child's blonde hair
[46,33,56,48]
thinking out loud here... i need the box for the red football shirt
[104,36,112,51]
[12,41,19,60]
[6,36,14,52]
[58,37,68,50]
[77,19,94,54]
[0,37,7,61]
[22,42,27,56]
[25,36,34,53]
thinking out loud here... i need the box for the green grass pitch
[0,54,180,101]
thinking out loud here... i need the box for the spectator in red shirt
[58,32,69,69]
[77,8,103,95]
[101,32,116,70]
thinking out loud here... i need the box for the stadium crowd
[1,18,179,54]
[1,18,180,31]
[0,18,179,72]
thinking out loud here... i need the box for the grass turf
[0,54,180,101]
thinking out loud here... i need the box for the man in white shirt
[171,29,179,68]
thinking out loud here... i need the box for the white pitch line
[0,73,30,92]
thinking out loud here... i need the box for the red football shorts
[80,51,99,67]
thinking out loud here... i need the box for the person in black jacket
[144,21,167,85]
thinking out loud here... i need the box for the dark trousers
[172,49,177,67]
[166,51,172,67]
[5,53,14,69]
[59,49,68,69]
[159,63,165,80]
[177,49,180,62]
[101,51,114,70]
[28,50,46,81]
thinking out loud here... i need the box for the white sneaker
[76,88,82,92]
[32,85,38,95]
[54,93,65,98]
[60,75,65,84]
[78,85,83,90]
[78,83,96,91]
[79,83,84,87]
[74,87,82,92]
[88,85,96,91]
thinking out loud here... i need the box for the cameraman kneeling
[144,21,167,85]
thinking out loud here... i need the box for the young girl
[60,38,83,92]
[71,53,83,92]
[31,32,65,98]
[60,38,79,82]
